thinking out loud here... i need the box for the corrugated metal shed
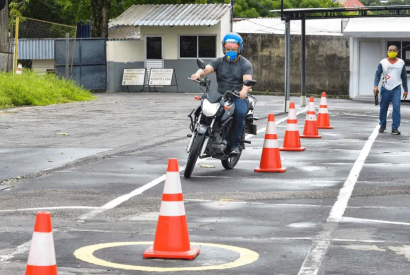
[109,4,231,28]
[108,26,140,41]
[11,39,54,60]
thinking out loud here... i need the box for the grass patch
[0,70,95,108]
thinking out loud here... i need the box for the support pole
[301,17,306,107]
[230,0,235,32]
[65,33,69,80]
[284,18,290,112]
[13,16,19,73]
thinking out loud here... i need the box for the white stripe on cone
[288,108,297,119]
[266,121,277,134]
[27,232,56,266]
[320,96,327,106]
[308,102,315,111]
[306,114,317,121]
[286,124,299,131]
[159,201,186,216]
[263,139,279,149]
[318,108,329,114]
[163,172,182,194]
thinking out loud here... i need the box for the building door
[358,41,381,96]
[145,36,163,85]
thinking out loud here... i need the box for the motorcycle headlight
[202,99,220,117]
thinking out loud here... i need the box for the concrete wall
[32,60,54,74]
[241,33,350,96]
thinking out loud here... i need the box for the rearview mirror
[197,58,206,70]
[243,80,257,87]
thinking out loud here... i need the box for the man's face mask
[225,42,239,61]
[388,51,398,59]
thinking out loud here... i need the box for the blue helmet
[222,33,243,55]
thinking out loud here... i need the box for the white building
[343,18,410,99]
[107,4,231,92]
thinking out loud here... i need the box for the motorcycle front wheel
[184,134,205,178]
[221,152,242,169]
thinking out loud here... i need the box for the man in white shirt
[374,45,408,135]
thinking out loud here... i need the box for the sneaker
[379,126,386,133]
[391,129,401,135]
[230,146,240,155]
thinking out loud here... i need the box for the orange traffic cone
[317,92,333,129]
[143,158,200,260]
[255,114,286,173]
[300,97,322,139]
[280,102,305,151]
[26,212,57,275]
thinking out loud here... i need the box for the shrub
[0,70,95,108]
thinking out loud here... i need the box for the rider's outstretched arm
[194,65,214,78]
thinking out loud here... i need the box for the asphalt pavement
[1,93,410,275]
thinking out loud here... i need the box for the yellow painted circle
[74,241,259,272]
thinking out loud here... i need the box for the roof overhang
[343,18,410,37]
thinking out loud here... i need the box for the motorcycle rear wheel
[184,134,205,178]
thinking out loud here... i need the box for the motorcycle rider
[190,33,253,154]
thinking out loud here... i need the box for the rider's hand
[373,87,379,96]
[239,90,247,99]
[191,73,200,80]
[404,92,408,100]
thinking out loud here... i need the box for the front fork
[200,118,215,157]
[186,114,201,153]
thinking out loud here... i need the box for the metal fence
[11,16,77,77]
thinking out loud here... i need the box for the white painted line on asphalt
[298,110,388,275]
[327,121,382,223]
[0,240,31,262]
[0,206,100,213]
[77,110,306,221]
[331,238,385,243]
[341,217,410,226]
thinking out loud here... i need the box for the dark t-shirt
[209,56,253,95]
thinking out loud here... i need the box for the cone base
[318,126,333,129]
[143,246,200,260]
[280,147,305,151]
[254,167,286,173]
[300,135,322,138]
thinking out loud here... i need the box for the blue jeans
[231,98,248,148]
[380,85,401,130]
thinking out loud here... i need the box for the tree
[360,0,381,6]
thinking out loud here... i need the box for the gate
[55,38,106,91]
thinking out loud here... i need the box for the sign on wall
[122,69,146,86]
[149,69,174,86]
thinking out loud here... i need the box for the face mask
[225,51,238,61]
[388,52,398,59]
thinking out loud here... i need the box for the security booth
[343,17,410,99]
[107,4,231,93]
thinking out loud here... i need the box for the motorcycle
[184,58,258,178]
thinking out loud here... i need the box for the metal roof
[108,26,140,41]
[11,39,54,60]
[234,18,343,36]
[343,17,410,37]
[109,4,231,28]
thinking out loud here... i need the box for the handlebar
[188,77,201,84]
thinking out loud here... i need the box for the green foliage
[360,0,381,6]
[0,70,95,108]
